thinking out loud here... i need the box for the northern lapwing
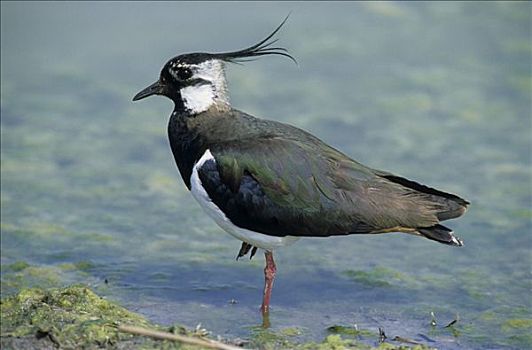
[133,18,469,318]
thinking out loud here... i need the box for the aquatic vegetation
[1,285,151,348]
[501,318,532,332]
[327,325,376,338]
[1,2,530,349]
[342,267,414,288]
[5,261,30,272]
[1,265,62,295]
[249,326,432,350]
[1,286,438,350]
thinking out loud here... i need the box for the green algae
[279,327,302,337]
[59,260,96,272]
[5,261,30,272]
[500,319,532,347]
[327,325,376,338]
[1,285,147,348]
[501,318,532,331]
[0,285,435,350]
[300,335,356,350]
[297,334,435,350]
[0,285,230,350]
[248,326,296,349]
[1,265,62,294]
[342,267,414,288]
[248,325,433,350]
[249,326,334,348]
[1,2,530,349]
[250,327,344,349]
[1,259,103,297]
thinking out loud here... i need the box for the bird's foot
[236,242,258,260]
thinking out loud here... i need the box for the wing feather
[197,125,465,237]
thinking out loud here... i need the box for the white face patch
[179,59,230,114]
[180,84,216,114]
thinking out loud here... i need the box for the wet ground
[1,2,531,349]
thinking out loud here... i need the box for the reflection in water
[1,2,531,349]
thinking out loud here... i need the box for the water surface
[1,2,531,349]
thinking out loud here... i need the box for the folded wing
[197,136,468,239]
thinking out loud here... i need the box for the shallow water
[1,2,531,349]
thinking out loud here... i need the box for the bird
[132,17,469,320]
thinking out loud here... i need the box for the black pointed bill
[132,81,163,101]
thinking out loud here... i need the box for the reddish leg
[260,251,276,316]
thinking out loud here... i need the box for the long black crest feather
[212,14,297,65]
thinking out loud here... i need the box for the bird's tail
[418,224,463,247]
[378,174,470,221]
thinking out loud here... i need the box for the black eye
[177,68,192,80]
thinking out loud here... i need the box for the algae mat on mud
[0,285,212,350]
[1,2,531,349]
[0,285,434,349]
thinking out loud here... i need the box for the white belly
[189,149,299,251]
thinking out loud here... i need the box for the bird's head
[133,16,296,115]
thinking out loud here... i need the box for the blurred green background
[1,2,530,349]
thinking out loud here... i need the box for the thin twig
[444,314,459,328]
[118,324,247,350]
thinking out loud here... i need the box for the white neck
[179,60,230,114]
